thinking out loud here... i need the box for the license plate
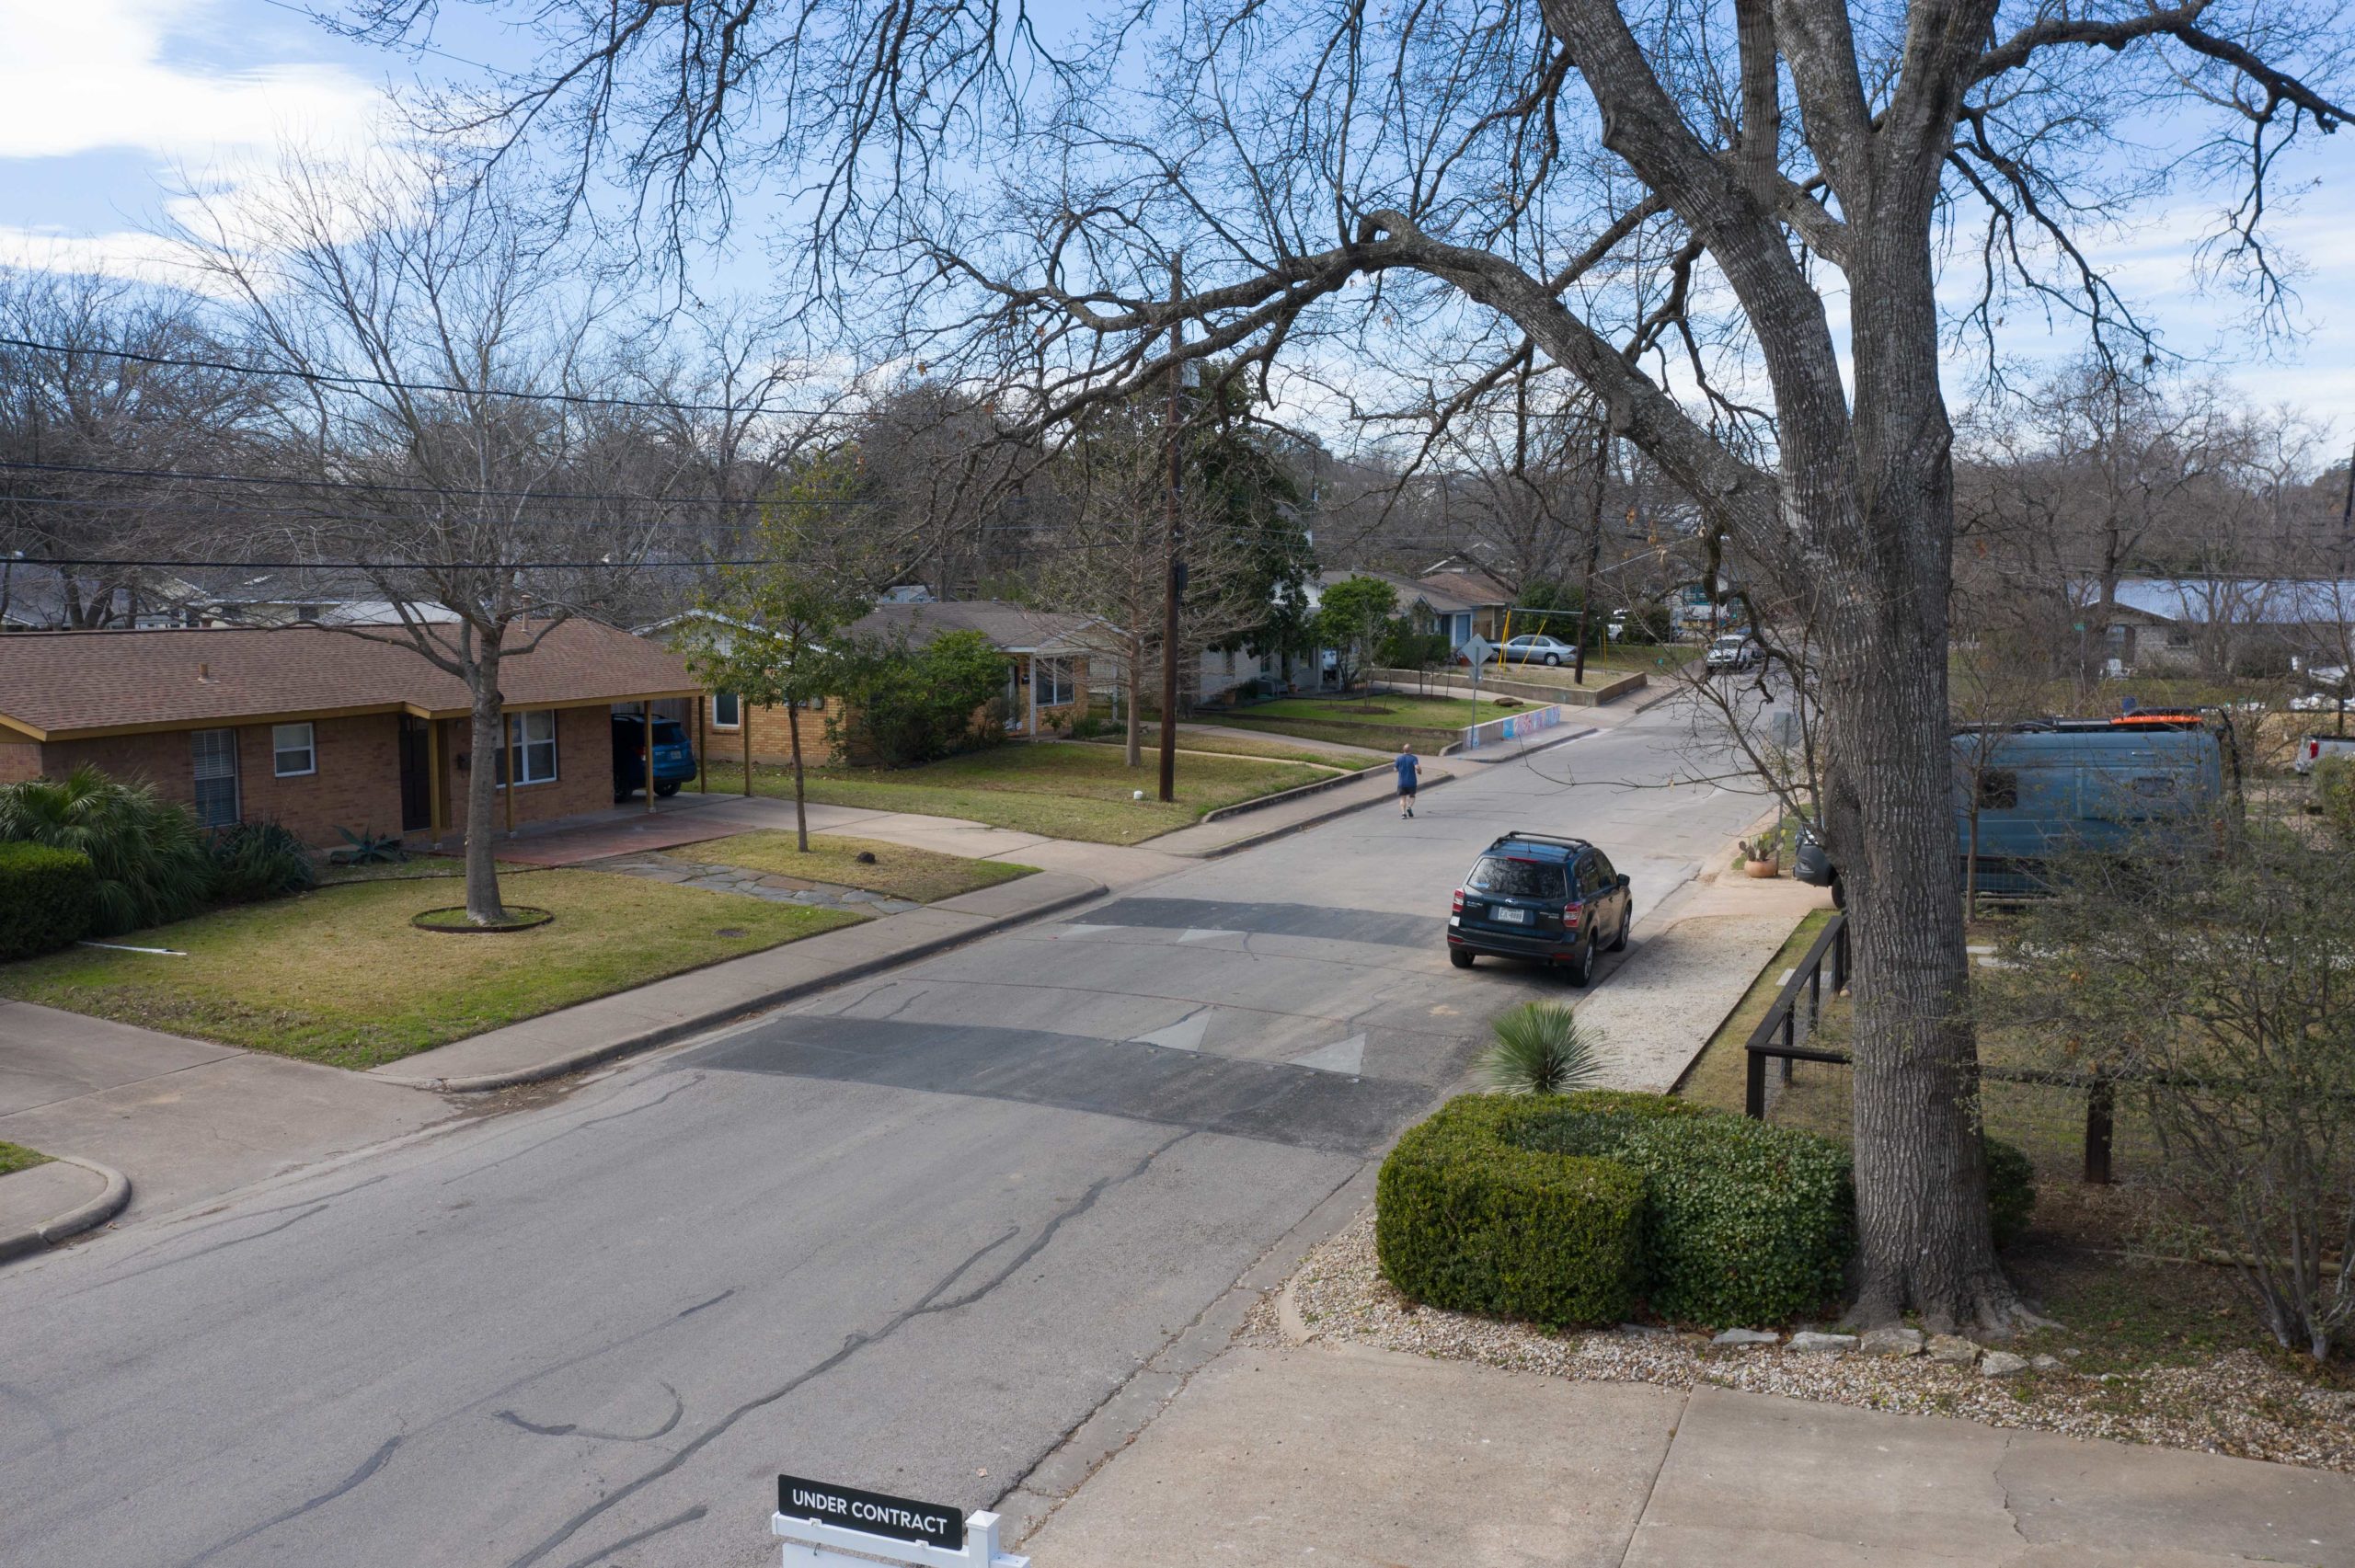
[1494,907,1530,925]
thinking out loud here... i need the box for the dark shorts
[1396,780,1418,795]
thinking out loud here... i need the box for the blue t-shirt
[1394,753,1419,788]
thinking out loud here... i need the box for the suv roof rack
[1488,831,1590,853]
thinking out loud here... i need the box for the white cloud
[0,0,395,280]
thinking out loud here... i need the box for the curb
[1176,770,1462,859]
[0,1156,132,1264]
[385,878,1108,1093]
[1196,762,1390,823]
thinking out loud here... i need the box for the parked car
[1605,610,1629,641]
[1447,832,1633,985]
[2293,733,2355,775]
[1488,633,1580,667]
[611,713,698,800]
[1704,633,1761,672]
[1792,713,2230,902]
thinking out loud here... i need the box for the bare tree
[388,0,2352,1332]
[180,156,695,923]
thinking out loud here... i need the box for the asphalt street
[0,694,1768,1568]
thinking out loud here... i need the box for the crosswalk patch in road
[1289,1034,1366,1077]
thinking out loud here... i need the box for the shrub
[209,821,318,903]
[1481,1002,1604,1095]
[0,766,213,934]
[2316,754,2355,850]
[1983,1136,2038,1250]
[830,630,1011,767]
[1376,1095,1648,1328]
[1521,1096,1854,1328]
[0,841,99,960]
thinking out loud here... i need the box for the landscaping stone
[2031,1355,2064,1372]
[1712,1329,1780,1347]
[1980,1351,2031,1378]
[1787,1332,1856,1356]
[1858,1326,1925,1357]
[1927,1334,1982,1368]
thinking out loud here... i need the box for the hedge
[1984,1135,2038,1250]
[0,841,99,961]
[1522,1099,1854,1328]
[1375,1096,1648,1328]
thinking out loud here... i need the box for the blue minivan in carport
[611,712,698,800]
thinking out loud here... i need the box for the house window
[1035,658,1074,706]
[190,728,240,827]
[2166,629,2192,648]
[1222,647,1238,676]
[711,692,741,728]
[272,722,316,777]
[495,710,558,786]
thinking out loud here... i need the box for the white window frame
[272,721,317,778]
[496,710,559,787]
[711,692,742,728]
[1035,657,1074,706]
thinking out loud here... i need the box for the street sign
[773,1475,1029,1568]
[778,1476,962,1550]
[1459,634,1495,670]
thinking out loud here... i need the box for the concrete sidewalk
[368,869,1107,1090]
[1021,1342,2355,1566]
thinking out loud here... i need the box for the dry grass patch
[688,832,1035,903]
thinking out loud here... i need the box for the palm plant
[0,767,213,934]
[1481,1001,1605,1095]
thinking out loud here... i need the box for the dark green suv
[1447,832,1633,985]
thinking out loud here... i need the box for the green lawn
[0,1140,52,1178]
[0,871,861,1070]
[1246,694,1500,729]
[688,832,1037,902]
[702,741,1318,845]
[1079,730,1377,768]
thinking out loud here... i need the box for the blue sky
[1,0,2349,441]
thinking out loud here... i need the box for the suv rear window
[1467,856,1567,899]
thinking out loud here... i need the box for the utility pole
[1158,256,1185,805]
[1572,419,1610,686]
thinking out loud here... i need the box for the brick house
[0,620,698,849]
[652,601,1099,772]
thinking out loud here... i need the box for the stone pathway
[587,851,924,914]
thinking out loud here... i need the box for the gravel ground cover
[1257,1209,2355,1472]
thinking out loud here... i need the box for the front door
[397,716,431,831]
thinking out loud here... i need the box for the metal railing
[1740,911,2123,1184]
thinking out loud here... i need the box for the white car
[2293,734,2355,774]
[1705,633,1762,672]
[1488,633,1580,667]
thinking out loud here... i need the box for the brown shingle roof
[0,619,695,740]
[846,600,1099,653]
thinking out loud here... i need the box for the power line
[0,493,768,531]
[0,457,884,506]
[0,336,844,418]
[26,557,764,571]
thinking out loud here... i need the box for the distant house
[650,600,1099,770]
[2077,578,2355,672]
[1307,567,1492,655]
[0,563,211,631]
[0,620,697,848]
[1414,567,1517,645]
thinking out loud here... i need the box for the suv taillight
[1452,889,1465,913]
[1563,902,1580,928]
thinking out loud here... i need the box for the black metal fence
[1740,911,2122,1184]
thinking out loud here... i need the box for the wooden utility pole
[1157,257,1185,805]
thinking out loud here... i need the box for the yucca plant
[1481,1001,1605,1095]
[0,766,213,935]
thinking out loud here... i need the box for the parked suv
[612,713,698,800]
[1447,832,1633,985]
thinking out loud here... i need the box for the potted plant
[1739,836,1780,878]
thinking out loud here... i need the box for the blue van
[1795,714,2229,900]
[612,713,698,800]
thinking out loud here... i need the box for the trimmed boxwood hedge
[0,841,99,961]
[1520,1098,1854,1328]
[1375,1096,1648,1328]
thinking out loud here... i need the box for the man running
[1395,743,1420,818]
